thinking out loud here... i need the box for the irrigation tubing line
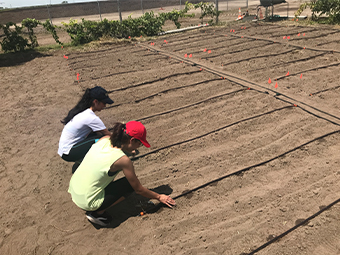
[227,42,273,55]
[220,49,295,66]
[90,70,137,80]
[131,106,293,161]
[248,52,328,73]
[133,88,247,121]
[247,197,340,255]
[105,78,227,109]
[275,61,340,81]
[228,34,338,53]
[311,84,340,96]
[275,93,340,122]
[107,70,202,93]
[275,97,340,126]
[134,78,223,103]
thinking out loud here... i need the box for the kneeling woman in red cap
[68,121,176,226]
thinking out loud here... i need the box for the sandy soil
[1,12,340,255]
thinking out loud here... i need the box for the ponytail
[61,88,95,125]
[110,122,131,148]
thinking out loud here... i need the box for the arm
[96,128,112,136]
[113,156,176,208]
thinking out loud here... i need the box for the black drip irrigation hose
[90,70,137,80]
[275,61,340,81]
[228,34,338,54]
[275,97,340,126]
[107,70,202,93]
[310,84,340,96]
[105,78,227,109]
[135,88,247,121]
[220,49,295,66]
[246,197,340,255]
[274,94,340,123]
[131,105,293,161]
[134,78,223,103]
[248,52,328,73]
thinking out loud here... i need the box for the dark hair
[61,88,95,125]
[110,122,132,148]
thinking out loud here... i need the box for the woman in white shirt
[58,86,113,169]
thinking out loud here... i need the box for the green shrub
[42,19,63,45]
[21,18,40,48]
[0,22,28,52]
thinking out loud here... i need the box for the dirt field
[1,16,340,255]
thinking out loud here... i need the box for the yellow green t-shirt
[68,137,126,211]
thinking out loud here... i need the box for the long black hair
[61,89,95,125]
[110,122,132,148]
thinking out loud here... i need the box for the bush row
[0,2,218,53]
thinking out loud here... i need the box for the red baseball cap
[125,121,150,148]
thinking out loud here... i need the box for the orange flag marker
[294,104,298,107]
[184,54,187,58]
[164,40,168,44]
[208,50,211,53]
[233,29,235,32]
[128,36,131,39]
[244,27,246,29]
[287,36,290,39]
[203,48,207,52]
[230,29,232,32]
[300,73,303,79]
[275,82,278,88]
[247,87,251,90]
[283,36,286,39]
[286,71,289,76]
[63,55,68,59]
[268,78,272,84]
[303,33,305,36]
[241,36,243,38]
[297,33,300,36]
[189,54,192,58]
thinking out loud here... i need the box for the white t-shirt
[58,109,106,156]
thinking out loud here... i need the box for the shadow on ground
[0,50,52,67]
[89,184,174,230]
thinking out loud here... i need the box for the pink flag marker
[268,78,272,84]
[275,82,278,88]
[189,54,192,58]
[208,50,211,53]
[203,48,207,52]
[184,53,187,58]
